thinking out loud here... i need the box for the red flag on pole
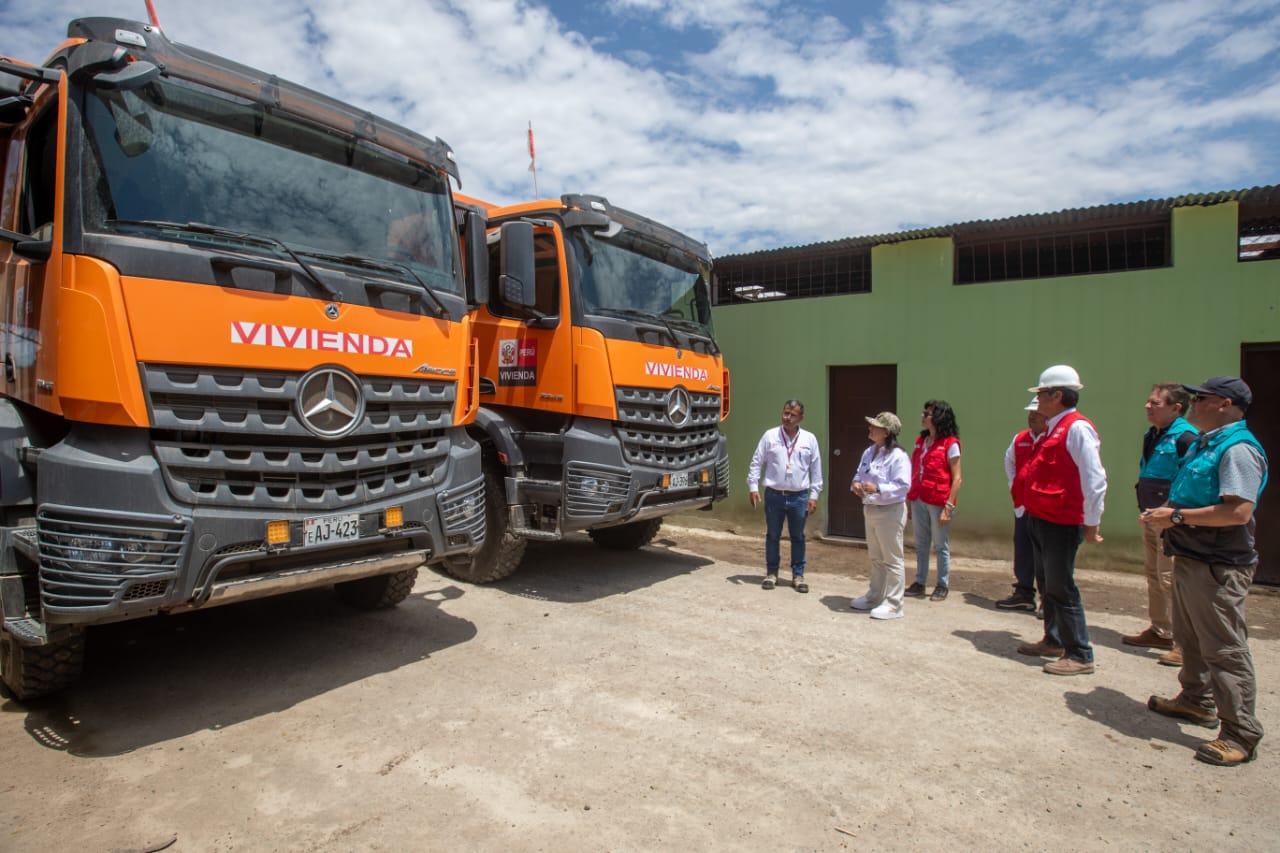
[527,121,539,195]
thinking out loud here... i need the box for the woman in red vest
[906,400,962,600]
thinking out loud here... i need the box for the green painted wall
[711,202,1279,567]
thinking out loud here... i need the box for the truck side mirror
[464,210,489,307]
[0,227,51,262]
[498,221,536,309]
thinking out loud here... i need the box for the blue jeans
[1028,515,1093,663]
[765,489,809,576]
[911,500,950,587]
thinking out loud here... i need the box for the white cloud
[604,0,778,31]
[6,0,1280,256]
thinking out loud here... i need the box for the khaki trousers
[1171,555,1263,753]
[1141,523,1175,638]
[865,502,907,610]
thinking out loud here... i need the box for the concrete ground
[2,526,1277,851]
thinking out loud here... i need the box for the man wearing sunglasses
[1143,376,1269,767]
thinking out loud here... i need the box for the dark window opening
[487,231,560,320]
[713,249,871,304]
[955,218,1170,284]
[1239,200,1280,262]
[19,105,59,238]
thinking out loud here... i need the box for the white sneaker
[870,602,904,620]
[849,596,876,611]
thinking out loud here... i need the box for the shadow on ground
[1063,686,1209,753]
[4,581,474,758]
[473,535,714,604]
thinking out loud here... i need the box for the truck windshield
[78,77,460,293]
[572,229,714,335]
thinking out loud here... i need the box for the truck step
[3,617,47,647]
[10,526,38,563]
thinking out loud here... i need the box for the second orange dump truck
[446,193,730,582]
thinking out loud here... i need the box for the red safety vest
[907,435,959,506]
[1018,412,1090,525]
[1009,429,1038,504]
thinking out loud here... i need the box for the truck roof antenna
[144,0,162,29]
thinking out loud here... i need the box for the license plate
[304,513,361,546]
[669,472,689,489]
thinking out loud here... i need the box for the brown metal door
[1242,343,1280,585]
[827,365,898,538]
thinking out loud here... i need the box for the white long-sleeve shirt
[747,426,823,498]
[1045,408,1107,527]
[853,444,911,505]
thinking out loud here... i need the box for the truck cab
[447,193,729,582]
[0,18,488,698]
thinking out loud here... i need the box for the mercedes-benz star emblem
[297,366,365,438]
[666,386,692,428]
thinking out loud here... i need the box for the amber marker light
[701,470,710,483]
[266,520,290,545]
[385,506,404,528]
[660,474,671,488]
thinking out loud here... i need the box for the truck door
[480,227,572,411]
[1,92,59,409]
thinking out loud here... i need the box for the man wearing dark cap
[1143,376,1269,767]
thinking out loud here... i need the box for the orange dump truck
[0,17,490,698]
[445,193,729,582]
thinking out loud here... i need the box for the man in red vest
[1012,365,1108,676]
[997,400,1048,612]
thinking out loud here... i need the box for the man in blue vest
[1124,384,1198,661]
[1143,376,1269,767]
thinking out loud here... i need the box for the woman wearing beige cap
[849,412,912,619]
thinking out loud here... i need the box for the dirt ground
[2,526,1278,852]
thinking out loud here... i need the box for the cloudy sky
[8,0,1280,255]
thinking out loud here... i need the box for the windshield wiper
[106,219,340,301]
[300,251,448,318]
[589,307,682,348]
[665,317,721,355]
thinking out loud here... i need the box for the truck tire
[588,518,663,551]
[0,624,85,701]
[334,568,418,610]
[440,468,526,583]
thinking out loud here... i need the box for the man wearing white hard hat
[1011,365,1108,676]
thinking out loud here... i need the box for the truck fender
[470,407,526,472]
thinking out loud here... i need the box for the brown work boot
[1158,646,1183,667]
[1195,738,1256,767]
[1147,695,1218,728]
[1122,626,1174,649]
[1043,657,1095,676]
[1017,639,1066,658]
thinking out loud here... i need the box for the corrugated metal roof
[718,184,1280,262]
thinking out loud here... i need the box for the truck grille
[38,506,188,609]
[614,385,722,471]
[143,365,456,509]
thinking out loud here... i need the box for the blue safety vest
[1139,417,1197,481]
[1136,417,1198,509]
[1168,421,1267,510]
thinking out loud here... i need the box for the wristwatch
[1170,509,1185,526]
